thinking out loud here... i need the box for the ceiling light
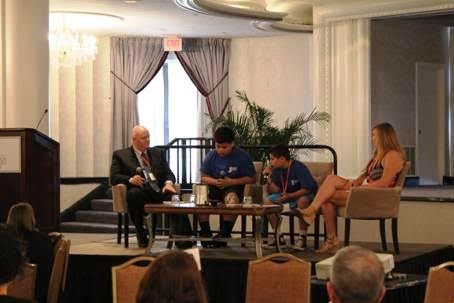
[49,12,123,67]
[174,0,286,21]
[49,18,97,68]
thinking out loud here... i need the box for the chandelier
[49,13,98,68]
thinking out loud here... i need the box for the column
[0,0,49,133]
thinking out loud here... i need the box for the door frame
[415,62,445,184]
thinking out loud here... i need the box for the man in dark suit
[110,125,191,248]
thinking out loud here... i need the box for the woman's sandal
[296,205,317,225]
[316,237,341,253]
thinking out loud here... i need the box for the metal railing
[157,138,338,191]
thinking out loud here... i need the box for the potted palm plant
[212,90,331,163]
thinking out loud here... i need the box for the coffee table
[144,203,283,258]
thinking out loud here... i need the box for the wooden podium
[0,128,60,231]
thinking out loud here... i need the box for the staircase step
[91,199,114,211]
[75,210,132,225]
[60,221,135,234]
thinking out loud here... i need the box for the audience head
[0,224,25,288]
[7,202,37,237]
[137,250,207,303]
[269,144,291,168]
[214,126,235,157]
[372,122,403,160]
[327,246,386,303]
[132,125,150,152]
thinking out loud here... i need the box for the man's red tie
[141,152,150,168]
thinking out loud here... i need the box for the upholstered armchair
[112,256,155,303]
[112,183,180,248]
[423,261,454,303]
[112,184,129,247]
[245,253,311,303]
[337,161,411,254]
[7,263,37,301]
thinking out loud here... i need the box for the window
[138,53,203,182]
[138,54,200,146]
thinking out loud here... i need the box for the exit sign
[163,36,182,51]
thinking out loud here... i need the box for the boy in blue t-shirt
[263,144,317,250]
[199,127,256,248]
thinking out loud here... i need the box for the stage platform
[62,233,453,303]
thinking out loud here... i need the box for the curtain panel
[110,37,168,151]
[313,19,371,177]
[176,38,231,121]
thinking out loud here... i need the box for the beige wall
[229,35,315,127]
[337,201,454,245]
[60,184,99,212]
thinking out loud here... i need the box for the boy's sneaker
[266,235,286,248]
[293,236,307,251]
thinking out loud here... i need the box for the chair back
[424,261,454,303]
[342,161,411,219]
[8,263,37,300]
[47,238,71,303]
[303,162,334,187]
[112,184,128,213]
[395,161,411,187]
[245,253,311,303]
[112,255,155,303]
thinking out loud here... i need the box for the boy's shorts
[267,192,315,209]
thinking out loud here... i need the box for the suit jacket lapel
[129,146,140,169]
[147,148,158,175]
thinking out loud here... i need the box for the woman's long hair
[372,122,404,163]
[136,251,208,303]
[6,202,37,237]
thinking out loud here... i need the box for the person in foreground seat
[298,122,405,253]
[199,126,256,248]
[110,125,192,248]
[263,144,318,250]
[7,203,53,303]
[328,246,386,303]
[0,224,35,303]
[137,250,208,303]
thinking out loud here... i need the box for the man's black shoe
[136,231,148,248]
[211,233,228,248]
[175,241,194,249]
[200,231,215,248]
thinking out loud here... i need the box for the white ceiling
[49,0,454,37]
[49,0,276,37]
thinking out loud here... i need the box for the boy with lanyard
[199,126,256,248]
[263,144,318,250]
